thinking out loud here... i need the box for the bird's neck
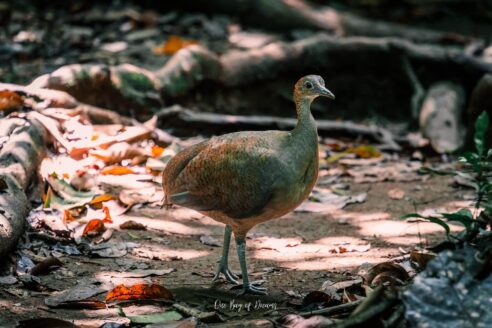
[292,95,317,139]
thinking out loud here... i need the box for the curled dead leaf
[82,219,105,237]
[120,220,146,230]
[101,166,136,175]
[302,291,340,307]
[30,257,63,276]
[410,250,436,270]
[105,283,173,302]
[364,262,410,286]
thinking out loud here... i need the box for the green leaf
[474,111,489,155]
[118,308,182,324]
[417,167,456,176]
[441,209,473,230]
[458,152,480,166]
[401,213,450,235]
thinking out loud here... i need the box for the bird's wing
[163,133,284,219]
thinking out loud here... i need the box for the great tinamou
[162,75,335,294]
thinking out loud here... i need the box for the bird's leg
[213,225,239,284]
[236,237,267,295]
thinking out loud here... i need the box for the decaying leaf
[388,188,405,200]
[120,308,183,325]
[410,250,436,270]
[101,166,136,175]
[106,283,173,302]
[30,257,63,276]
[82,219,105,237]
[364,262,410,286]
[0,90,23,111]
[153,35,199,55]
[90,142,147,164]
[45,285,105,308]
[120,220,146,230]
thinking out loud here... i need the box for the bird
[162,75,335,294]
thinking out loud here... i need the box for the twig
[298,299,363,317]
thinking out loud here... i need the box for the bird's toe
[240,283,268,295]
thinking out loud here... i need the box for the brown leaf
[30,257,63,276]
[120,220,146,230]
[364,262,410,286]
[101,166,136,175]
[0,90,23,111]
[82,219,105,237]
[105,283,173,302]
[153,35,199,55]
[63,210,76,223]
[90,142,147,164]
[410,250,436,270]
[388,188,405,200]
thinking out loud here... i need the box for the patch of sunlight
[280,256,386,271]
[115,214,211,235]
[132,244,209,261]
[383,235,432,246]
[314,236,366,245]
[336,211,391,222]
[356,219,462,238]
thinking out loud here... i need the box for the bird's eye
[305,81,313,89]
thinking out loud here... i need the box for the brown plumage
[163,75,334,294]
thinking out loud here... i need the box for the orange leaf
[101,166,135,175]
[102,206,113,223]
[90,194,116,206]
[151,145,165,158]
[347,145,381,159]
[153,35,199,55]
[105,284,173,302]
[63,210,76,223]
[0,90,23,111]
[83,219,105,237]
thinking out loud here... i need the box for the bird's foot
[213,267,240,285]
[239,283,267,295]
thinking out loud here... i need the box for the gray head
[294,75,335,100]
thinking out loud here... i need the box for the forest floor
[0,158,468,327]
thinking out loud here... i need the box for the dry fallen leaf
[90,142,147,164]
[364,262,410,286]
[153,35,199,55]
[82,219,105,237]
[105,283,173,302]
[30,257,63,276]
[347,145,381,158]
[410,250,436,270]
[120,220,146,230]
[101,166,136,175]
[388,188,405,200]
[0,90,23,111]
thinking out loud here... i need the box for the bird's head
[294,75,335,101]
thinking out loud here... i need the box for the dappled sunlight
[132,244,210,261]
[355,219,460,237]
[314,236,367,245]
[280,255,386,271]
[335,211,392,222]
[116,213,211,235]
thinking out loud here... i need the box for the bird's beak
[319,86,335,100]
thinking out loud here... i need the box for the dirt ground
[0,164,469,327]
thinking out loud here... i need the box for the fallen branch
[0,117,47,258]
[156,105,401,150]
